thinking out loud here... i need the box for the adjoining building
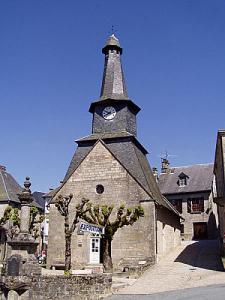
[213,130,225,254]
[46,34,183,271]
[158,159,218,240]
[32,191,49,254]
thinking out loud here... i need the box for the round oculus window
[96,184,104,194]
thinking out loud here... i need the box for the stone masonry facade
[214,131,225,254]
[156,205,181,261]
[165,192,217,240]
[47,141,156,270]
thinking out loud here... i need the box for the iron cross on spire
[109,25,118,35]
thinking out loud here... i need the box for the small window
[179,178,187,187]
[187,197,204,214]
[170,199,182,213]
[96,184,104,194]
[177,172,189,187]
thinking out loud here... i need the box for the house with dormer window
[157,160,218,240]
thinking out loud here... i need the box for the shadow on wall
[192,211,218,240]
[207,211,219,239]
[174,240,224,272]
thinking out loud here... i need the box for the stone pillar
[8,290,19,300]
[20,205,30,234]
[0,289,6,300]
[17,177,33,235]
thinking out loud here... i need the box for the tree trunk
[65,214,71,272]
[65,232,71,271]
[102,237,113,273]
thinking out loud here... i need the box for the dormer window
[179,178,187,187]
[177,172,189,187]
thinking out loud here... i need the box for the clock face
[102,106,116,120]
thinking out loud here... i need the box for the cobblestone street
[110,240,225,296]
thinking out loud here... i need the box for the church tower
[47,35,181,272]
[89,34,140,136]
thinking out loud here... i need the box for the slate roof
[100,34,128,101]
[89,34,140,114]
[44,187,61,200]
[0,166,44,209]
[32,192,45,210]
[63,144,94,183]
[158,164,214,195]
[47,139,180,216]
[76,131,133,142]
[0,167,21,203]
[104,141,168,206]
[65,133,149,184]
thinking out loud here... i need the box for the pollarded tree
[55,195,89,272]
[0,205,44,239]
[78,201,144,272]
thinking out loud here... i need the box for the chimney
[152,167,158,182]
[161,158,170,174]
[0,165,6,171]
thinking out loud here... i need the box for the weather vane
[165,150,169,160]
[109,25,117,35]
[158,150,177,161]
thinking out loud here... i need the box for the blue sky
[1,1,225,192]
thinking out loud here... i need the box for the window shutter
[200,199,204,212]
[187,199,191,213]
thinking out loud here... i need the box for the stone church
[46,34,182,271]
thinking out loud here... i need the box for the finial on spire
[110,25,118,36]
[111,25,114,35]
[102,33,122,55]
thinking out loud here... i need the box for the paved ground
[110,240,225,296]
[107,284,225,300]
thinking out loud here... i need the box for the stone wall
[214,134,225,254]
[156,206,181,261]
[112,200,156,271]
[214,135,225,198]
[0,274,112,300]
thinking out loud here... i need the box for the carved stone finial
[17,176,33,205]
[24,177,31,191]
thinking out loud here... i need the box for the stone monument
[7,177,39,263]
[0,177,41,299]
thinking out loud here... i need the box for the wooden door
[193,222,207,239]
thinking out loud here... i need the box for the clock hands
[102,106,116,120]
[103,111,112,117]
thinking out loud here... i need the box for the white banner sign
[79,222,105,235]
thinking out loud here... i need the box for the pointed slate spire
[89,34,140,114]
[100,34,128,100]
